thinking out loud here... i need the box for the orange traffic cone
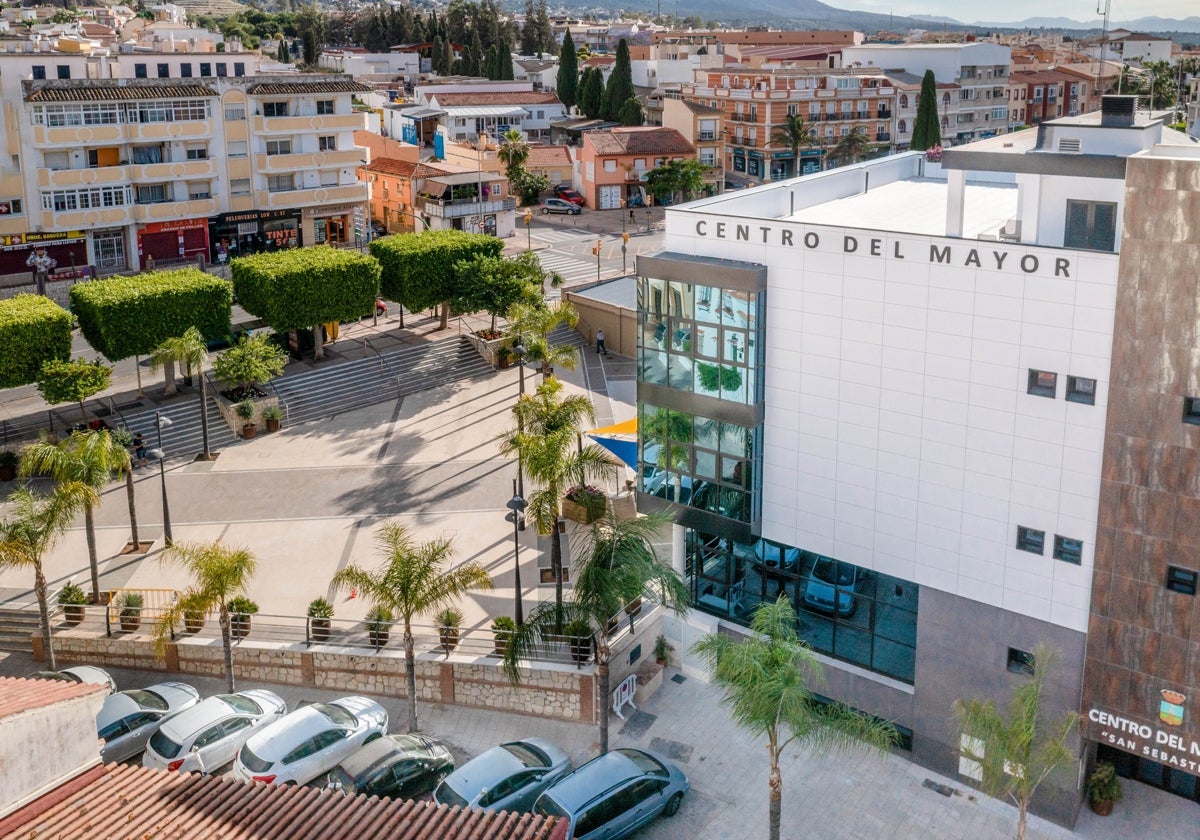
[349,587,357,600]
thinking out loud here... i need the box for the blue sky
[832,0,1195,22]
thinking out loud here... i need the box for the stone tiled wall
[1082,153,1200,757]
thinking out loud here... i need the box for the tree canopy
[0,294,71,389]
[602,39,634,121]
[911,70,941,151]
[451,251,544,331]
[370,230,502,329]
[645,158,705,204]
[579,67,604,119]
[231,248,380,335]
[556,30,578,111]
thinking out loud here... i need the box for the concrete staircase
[0,606,39,653]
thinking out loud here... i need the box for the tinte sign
[1088,690,1200,772]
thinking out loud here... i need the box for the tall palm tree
[507,300,580,379]
[330,522,493,732]
[497,127,530,180]
[21,430,131,601]
[149,327,213,460]
[154,540,257,692]
[503,513,687,753]
[0,482,98,670]
[693,596,899,840]
[827,126,874,167]
[108,428,140,549]
[498,378,615,618]
[771,114,817,177]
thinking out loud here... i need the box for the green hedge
[231,248,380,331]
[0,294,73,388]
[370,230,502,314]
[69,269,232,361]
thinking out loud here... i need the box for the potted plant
[227,596,258,639]
[495,343,512,369]
[562,484,606,524]
[261,405,282,433]
[624,594,643,619]
[653,633,674,666]
[491,615,516,656]
[235,400,257,439]
[0,451,18,482]
[308,597,333,642]
[119,591,144,632]
[183,608,205,634]
[1088,761,1123,816]
[366,605,393,649]
[437,606,464,656]
[564,618,592,666]
[58,582,88,626]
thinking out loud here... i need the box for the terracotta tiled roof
[681,100,723,116]
[527,145,573,167]
[582,55,616,67]
[0,763,567,840]
[584,127,695,156]
[430,92,562,106]
[246,80,373,95]
[24,82,217,102]
[0,675,106,719]
[365,157,447,179]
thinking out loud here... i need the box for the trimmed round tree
[370,230,503,330]
[0,294,72,389]
[231,248,381,360]
[36,359,112,425]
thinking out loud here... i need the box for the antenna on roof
[1097,0,1110,95]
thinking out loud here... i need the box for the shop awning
[424,172,492,189]
[441,105,528,119]
[587,418,637,469]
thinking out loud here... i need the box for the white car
[97,682,201,763]
[34,665,117,694]
[143,690,287,774]
[232,696,388,786]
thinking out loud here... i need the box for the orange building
[577,127,695,210]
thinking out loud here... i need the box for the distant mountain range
[965,15,1200,33]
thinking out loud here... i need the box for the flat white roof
[784,177,1018,239]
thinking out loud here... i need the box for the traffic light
[523,209,532,225]
[622,232,629,244]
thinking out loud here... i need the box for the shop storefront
[0,230,90,287]
[136,219,209,266]
[208,210,302,263]
[303,203,365,247]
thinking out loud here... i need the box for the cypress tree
[580,66,604,119]
[467,31,483,76]
[557,30,578,113]
[521,0,538,55]
[603,38,634,122]
[536,0,553,55]
[431,35,447,75]
[499,35,514,80]
[276,39,288,62]
[911,69,941,151]
[617,97,643,126]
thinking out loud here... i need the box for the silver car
[143,690,287,774]
[34,665,117,694]
[97,682,200,763]
[435,739,571,813]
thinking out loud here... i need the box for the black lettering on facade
[736,224,750,241]
[992,251,1008,270]
[843,235,858,253]
[780,229,794,247]
[696,221,708,236]
[1020,254,1039,274]
[870,239,882,256]
[716,222,726,238]
[893,241,905,259]
[804,232,819,249]
[1055,258,1070,278]
[759,226,771,243]
[930,245,951,264]
[964,249,981,268]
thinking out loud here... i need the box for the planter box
[213,393,279,438]
[562,496,605,524]
[463,332,510,369]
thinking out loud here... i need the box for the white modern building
[641,97,1200,825]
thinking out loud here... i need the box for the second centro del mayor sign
[1088,689,1200,772]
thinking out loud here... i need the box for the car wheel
[663,791,684,817]
[541,207,549,214]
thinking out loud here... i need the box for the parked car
[541,198,582,216]
[435,738,571,813]
[554,186,586,206]
[232,696,387,786]
[33,665,117,694]
[532,748,688,839]
[142,690,287,774]
[371,221,388,238]
[327,733,454,800]
[803,556,860,617]
[97,682,201,763]
[732,538,801,573]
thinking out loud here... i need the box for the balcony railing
[875,133,891,142]
[421,196,517,219]
[876,109,892,119]
[698,131,717,140]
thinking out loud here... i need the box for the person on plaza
[596,329,607,357]
[26,248,56,296]
[133,433,148,468]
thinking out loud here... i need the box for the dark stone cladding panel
[635,251,768,292]
[1084,153,1200,763]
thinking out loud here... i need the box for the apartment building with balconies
[662,97,724,193]
[886,70,962,151]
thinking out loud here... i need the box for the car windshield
[435,779,469,808]
[148,729,182,759]
[124,690,169,711]
[502,742,549,768]
[239,744,273,773]
[618,749,668,777]
[316,703,356,728]
[219,694,262,715]
[813,557,854,586]
[532,795,569,819]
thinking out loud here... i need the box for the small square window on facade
[1183,397,1200,426]
[134,63,147,78]
[1166,566,1198,596]
[1066,376,1096,405]
[56,65,70,80]
[1007,647,1035,675]
[1016,526,1045,554]
[1027,369,1057,398]
[32,65,46,80]
[157,63,169,78]
[1053,536,1083,565]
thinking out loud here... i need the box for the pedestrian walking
[133,433,148,468]
[596,329,607,356]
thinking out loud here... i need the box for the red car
[554,186,585,206]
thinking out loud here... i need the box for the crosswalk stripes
[537,251,598,286]
[530,228,591,245]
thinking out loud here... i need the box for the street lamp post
[524,209,532,251]
[620,199,626,234]
[505,480,527,625]
[621,232,628,275]
[592,239,601,283]
[152,411,173,546]
[513,342,527,500]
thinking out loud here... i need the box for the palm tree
[827,127,874,167]
[693,596,899,840]
[497,127,530,180]
[0,482,98,670]
[21,430,131,601]
[503,513,687,753]
[154,540,258,692]
[771,114,817,177]
[954,643,1078,840]
[108,428,140,549]
[507,300,580,379]
[149,327,214,460]
[331,522,493,732]
[498,378,615,620]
